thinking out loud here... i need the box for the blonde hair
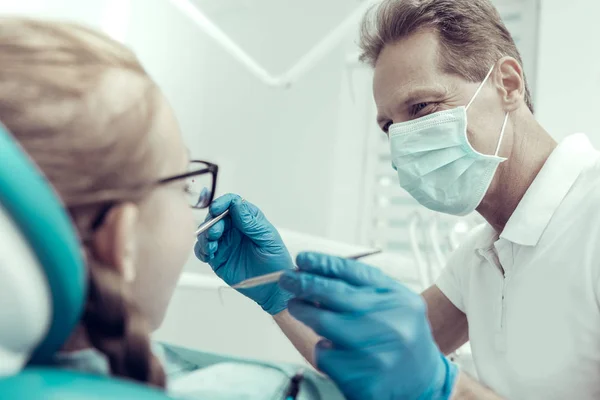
[359,0,534,112]
[0,18,166,387]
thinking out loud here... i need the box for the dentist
[196,0,600,399]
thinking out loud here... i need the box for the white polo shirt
[436,134,600,400]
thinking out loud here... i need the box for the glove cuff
[439,356,459,399]
[261,286,294,315]
[417,355,459,400]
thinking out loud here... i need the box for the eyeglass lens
[186,164,213,208]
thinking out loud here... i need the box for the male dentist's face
[372,29,507,159]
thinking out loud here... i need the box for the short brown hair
[359,0,533,112]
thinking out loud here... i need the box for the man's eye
[410,102,430,117]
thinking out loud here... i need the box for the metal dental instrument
[231,249,383,290]
[232,271,287,290]
[347,249,382,260]
[195,209,229,236]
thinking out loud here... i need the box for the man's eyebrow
[402,87,447,107]
[377,87,447,125]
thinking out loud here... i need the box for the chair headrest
[0,368,173,399]
[0,123,85,371]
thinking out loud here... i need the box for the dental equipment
[232,271,286,290]
[231,250,382,290]
[347,249,382,260]
[195,210,229,236]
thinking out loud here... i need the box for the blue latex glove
[280,252,458,400]
[194,194,293,315]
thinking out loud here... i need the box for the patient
[0,17,340,399]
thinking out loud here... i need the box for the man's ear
[91,202,139,283]
[496,56,525,112]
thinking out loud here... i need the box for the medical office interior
[2,0,597,381]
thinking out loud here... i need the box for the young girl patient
[0,17,341,399]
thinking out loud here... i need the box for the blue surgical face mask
[388,65,509,216]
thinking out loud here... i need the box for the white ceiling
[182,0,536,80]
[188,0,367,73]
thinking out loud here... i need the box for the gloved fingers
[193,240,209,262]
[194,214,231,261]
[315,345,376,387]
[196,218,216,249]
[204,241,218,258]
[314,345,344,378]
[194,238,218,262]
[204,217,230,241]
[227,197,282,247]
[211,194,283,248]
[195,218,236,266]
[209,193,242,216]
[211,228,243,272]
[196,224,209,249]
[288,299,384,348]
[316,345,370,373]
[280,271,391,313]
[296,252,400,290]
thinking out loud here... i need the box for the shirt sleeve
[435,259,466,314]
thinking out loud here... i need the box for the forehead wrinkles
[373,31,447,110]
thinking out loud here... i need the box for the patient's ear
[91,203,139,283]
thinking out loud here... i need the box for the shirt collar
[499,134,599,247]
[474,223,500,255]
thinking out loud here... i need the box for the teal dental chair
[0,123,173,399]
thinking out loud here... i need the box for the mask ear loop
[464,64,509,158]
[466,65,496,111]
[494,113,510,157]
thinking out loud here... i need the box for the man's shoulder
[571,155,600,207]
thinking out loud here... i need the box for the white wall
[124,0,361,239]
[535,0,600,146]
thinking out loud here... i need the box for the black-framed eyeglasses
[159,160,219,209]
[89,160,219,232]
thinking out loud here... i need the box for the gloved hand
[279,252,458,400]
[194,194,293,315]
